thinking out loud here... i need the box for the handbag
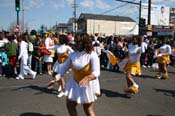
[40,42,51,55]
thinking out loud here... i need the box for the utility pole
[148,0,151,25]
[22,0,24,33]
[115,0,142,35]
[139,0,142,35]
[56,21,58,31]
[72,0,78,33]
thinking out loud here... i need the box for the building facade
[77,13,138,36]
[56,23,68,33]
[67,18,78,33]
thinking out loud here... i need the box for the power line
[101,3,129,15]
[118,7,138,16]
[115,0,140,5]
[101,0,136,15]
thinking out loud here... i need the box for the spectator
[16,33,37,80]
[5,34,18,74]
[33,34,43,75]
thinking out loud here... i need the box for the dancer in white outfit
[16,33,37,80]
[154,37,171,79]
[123,36,142,94]
[48,33,100,116]
[48,34,74,97]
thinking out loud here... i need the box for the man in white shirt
[158,6,168,26]
[16,33,37,80]
[140,36,148,68]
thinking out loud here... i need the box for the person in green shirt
[5,34,18,74]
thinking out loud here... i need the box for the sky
[0,0,175,31]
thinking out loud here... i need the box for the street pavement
[0,66,175,116]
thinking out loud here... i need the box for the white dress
[43,37,54,63]
[52,44,74,72]
[56,51,100,104]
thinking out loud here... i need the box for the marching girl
[154,37,171,79]
[48,34,74,98]
[125,37,142,76]
[48,33,100,116]
[122,36,142,94]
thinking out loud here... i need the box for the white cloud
[0,1,13,8]
[48,0,65,9]
[152,0,175,3]
[25,0,43,10]
[64,0,74,5]
[95,0,111,9]
[168,0,175,2]
[152,0,165,3]
[144,0,175,4]
[80,0,94,8]
[80,0,111,10]
[29,0,43,8]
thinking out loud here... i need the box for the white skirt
[44,55,53,63]
[64,76,100,104]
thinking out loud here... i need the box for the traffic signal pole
[17,11,19,25]
[148,0,151,25]
[139,0,142,35]
[15,0,20,25]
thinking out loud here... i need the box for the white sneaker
[66,71,69,74]
[157,74,163,79]
[57,91,65,98]
[16,75,24,80]
[32,72,37,79]
[57,85,62,92]
[48,71,52,75]
[14,68,17,74]
[142,65,147,68]
[133,83,139,88]
[16,77,20,80]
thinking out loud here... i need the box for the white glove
[18,57,21,60]
[157,54,162,57]
[153,55,157,59]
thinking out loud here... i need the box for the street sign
[147,31,152,36]
[147,25,152,31]
[14,25,21,32]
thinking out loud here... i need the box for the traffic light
[140,18,146,27]
[15,0,20,11]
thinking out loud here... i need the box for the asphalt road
[0,66,175,116]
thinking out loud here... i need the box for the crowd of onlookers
[0,30,175,79]
[93,33,175,72]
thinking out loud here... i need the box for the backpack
[40,42,51,55]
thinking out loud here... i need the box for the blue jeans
[34,58,42,73]
[28,53,32,68]
[0,63,2,75]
